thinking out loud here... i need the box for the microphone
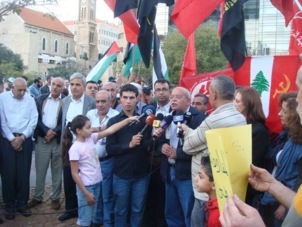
[129,105,156,126]
[140,114,156,135]
[153,115,173,140]
[152,113,164,128]
[172,109,184,137]
[178,111,192,138]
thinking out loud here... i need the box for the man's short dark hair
[120,84,138,97]
[34,77,41,83]
[154,79,170,88]
[194,94,209,105]
[143,86,151,96]
[21,75,28,81]
[86,80,97,85]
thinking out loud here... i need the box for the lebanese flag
[105,0,139,44]
[234,56,300,133]
[171,0,223,38]
[179,33,196,82]
[179,56,300,133]
[86,42,120,82]
[289,2,302,55]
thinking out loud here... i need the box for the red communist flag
[171,0,223,38]
[179,33,196,82]
[270,0,297,26]
[289,1,302,55]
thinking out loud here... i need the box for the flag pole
[294,0,302,12]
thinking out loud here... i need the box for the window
[54,40,58,52]
[89,31,94,43]
[81,7,86,19]
[66,42,69,55]
[42,37,46,51]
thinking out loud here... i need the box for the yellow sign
[205,124,252,213]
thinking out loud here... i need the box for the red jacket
[205,198,222,227]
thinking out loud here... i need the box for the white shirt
[66,94,84,124]
[156,102,171,116]
[0,91,38,141]
[42,94,62,129]
[86,108,119,158]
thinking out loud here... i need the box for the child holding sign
[194,156,221,227]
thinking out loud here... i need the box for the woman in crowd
[234,87,270,207]
[260,92,302,227]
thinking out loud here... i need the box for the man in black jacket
[155,87,206,227]
[106,84,152,227]
[28,77,65,210]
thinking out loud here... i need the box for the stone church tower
[76,0,98,65]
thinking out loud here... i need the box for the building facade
[0,7,75,75]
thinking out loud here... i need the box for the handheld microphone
[129,105,156,126]
[152,115,173,140]
[173,109,184,137]
[140,114,156,135]
[152,113,164,128]
[178,111,192,138]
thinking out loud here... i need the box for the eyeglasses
[192,102,204,106]
[155,88,169,93]
[169,94,183,100]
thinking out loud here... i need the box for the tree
[251,70,270,97]
[47,60,86,79]
[0,44,24,78]
[0,0,58,21]
[163,25,227,84]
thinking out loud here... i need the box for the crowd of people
[0,66,301,227]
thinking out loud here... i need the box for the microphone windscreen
[145,114,156,126]
[156,113,164,121]
[144,105,156,116]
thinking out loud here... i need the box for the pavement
[0,151,78,226]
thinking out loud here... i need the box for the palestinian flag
[123,43,142,76]
[152,26,169,87]
[86,42,120,82]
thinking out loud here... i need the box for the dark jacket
[106,110,153,179]
[34,93,65,144]
[157,106,206,181]
[40,85,50,94]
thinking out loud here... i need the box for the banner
[180,56,300,133]
[206,124,252,213]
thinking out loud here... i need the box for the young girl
[63,114,138,227]
[194,155,221,227]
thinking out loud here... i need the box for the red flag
[289,2,302,55]
[179,34,196,82]
[179,56,300,134]
[270,0,297,26]
[171,0,223,38]
[105,0,139,44]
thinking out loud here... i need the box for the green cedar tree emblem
[251,70,270,97]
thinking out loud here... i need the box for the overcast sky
[31,0,115,22]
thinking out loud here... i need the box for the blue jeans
[100,158,114,227]
[113,175,149,227]
[93,162,104,225]
[165,167,194,227]
[76,182,101,226]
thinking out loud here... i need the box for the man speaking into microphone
[106,84,153,227]
[155,87,206,226]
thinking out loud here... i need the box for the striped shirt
[183,103,246,200]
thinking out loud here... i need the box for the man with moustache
[59,72,96,222]
[86,90,119,227]
[28,77,65,210]
[0,78,38,220]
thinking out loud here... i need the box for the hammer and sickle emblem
[273,74,290,98]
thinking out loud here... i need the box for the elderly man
[103,82,119,109]
[155,87,206,226]
[0,78,38,220]
[59,72,96,222]
[28,77,65,210]
[86,90,119,227]
[182,75,246,227]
